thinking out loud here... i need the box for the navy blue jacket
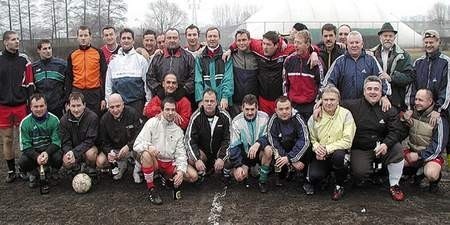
[406,51,450,113]
[266,111,310,162]
[322,50,390,100]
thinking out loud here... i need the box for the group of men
[0,20,448,204]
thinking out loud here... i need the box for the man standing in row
[0,30,34,183]
[100,26,119,65]
[32,39,67,118]
[105,28,150,115]
[67,25,107,116]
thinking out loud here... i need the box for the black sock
[6,159,15,172]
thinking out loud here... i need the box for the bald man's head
[108,93,125,119]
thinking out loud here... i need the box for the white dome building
[241,0,422,48]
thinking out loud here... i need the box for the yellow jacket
[307,106,356,154]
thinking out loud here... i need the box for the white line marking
[208,186,228,225]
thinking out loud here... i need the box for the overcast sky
[125,0,447,27]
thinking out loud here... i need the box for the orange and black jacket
[66,45,107,99]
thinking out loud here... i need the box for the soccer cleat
[331,185,344,201]
[303,182,314,195]
[148,188,163,205]
[258,182,268,193]
[389,185,405,201]
[5,171,16,183]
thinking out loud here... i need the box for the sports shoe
[389,185,405,201]
[331,185,344,201]
[133,163,143,184]
[113,161,127,181]
[258,182,268,193]
[148,188,163,205]
[5,171,16,183]
[303,182,314,195]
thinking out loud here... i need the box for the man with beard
[195,27,234,110]
[146,28,195,100]
[369,22,414,110]
[144,73,192,130]
[105,28,150,115]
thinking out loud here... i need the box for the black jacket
[32,57,67,115]
[146,47,195,97]
[343,98,404,150]
[0,50,34,106]
[99,106,142,154]
[318,41,345,74]
[185,107,231,163]
[60,108,99,160]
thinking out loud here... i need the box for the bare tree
[146,0,187,33]
[428,2,449,27]
[212,3,258,27]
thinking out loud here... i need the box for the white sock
[388,159,404,186]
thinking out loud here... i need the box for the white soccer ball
[72,173,92,193]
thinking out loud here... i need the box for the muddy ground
[0,150,449,224]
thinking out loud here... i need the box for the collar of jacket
[118,47,137,56]
[200,106,221,117]
[427,50,441,60]
[413,102,435,118]
[371,43,404,55]
[3,49,18,57]
[163,47,182,58]
[201,45,223,59]
[67,109,86,124]
[79,45,91,51]
[361,97,380,108]
[32,111,49,122]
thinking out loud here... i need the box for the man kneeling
[402,89,447,193]
[134,97,197,205]
[19,94,62,193]
[228,94,272,192]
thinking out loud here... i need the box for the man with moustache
[369,22,414,110]
[318,23,345,74]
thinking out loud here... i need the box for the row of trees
[0,0,126,40]
[0,0,260,41]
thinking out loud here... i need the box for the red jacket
[144,96,192,130]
